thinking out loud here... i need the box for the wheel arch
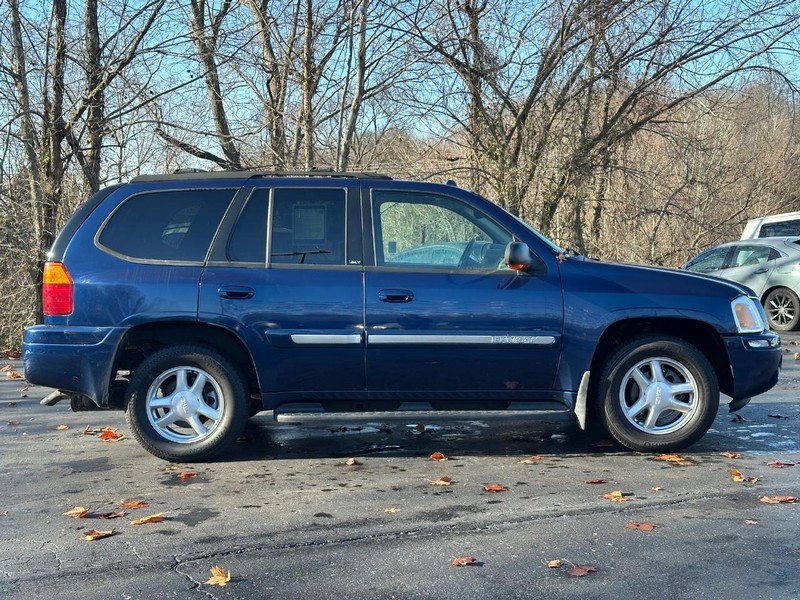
[110,322,259,408]
[588,318,733,402]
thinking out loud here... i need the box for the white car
[742,211,800,239]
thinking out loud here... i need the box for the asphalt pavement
[1,336,799,600]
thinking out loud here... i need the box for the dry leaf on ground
[205,565,231,586]
[177,471,198,479]
[651,486,664,491]
[625,522,657,531]
[344,458,361,466]
[384,508,399,514]
[721,451,741,459]
[83,529,115,541]
[518,455,542,464]
[483,483,507,493]
[760,495,797,504]
[567,564,597,577]
[584,479,608,484]
[119,500,148,510]
[64,506,90,518]
[98,511,126,520]
[745,519,759,525]
[451,556,477,567]
[430,451,448,462]
[130,513,166,525]
[767,461,796,468]
[727,469,759,484]
[7,420,19,426]
[56,424,69,430]
[602,490,628,502]
[655,453,696,466]
[429,476,452,486]
[547,560,562,568]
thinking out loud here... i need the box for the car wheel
[764,287,800,331]
[597,335,719,452]
[125,345,249,462]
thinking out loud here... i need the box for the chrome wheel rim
[145,366,225,444]
[767,292,796,328]
[619,357,699,435]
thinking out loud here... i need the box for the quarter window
[98,189,234,262]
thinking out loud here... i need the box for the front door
[363,187,563,400]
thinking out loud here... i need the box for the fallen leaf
[344,458,362,466]
[429,476,452,486]
[130,513,166,525]
[790,340,798,345]
[0,364,10,371]
[56,424,69,430]
[768,413,788,419]
[7,402,17,407]
[83,425,93,435]
[64,506,90,518]
[651,486,664,491]
[745,519,759,525]
[119,500,149,510]
[0,510,7,516]
[567,564,597,577]
[518,455,542,464]
[98,511,126,520]
[584,479,608,484]
[384,508,399,514]
[7,420,19,426]
[721,451,741,459]
[767,461,796,468]
[205,565,231,586]
[430,451,448,462]
[547,559,562,568]
[655,453,696,466]
[731,414,750,423]
[727,468,759,484]
[602,490,628,502]
[483,483,507,493]
[177,471,198,479]
[451,556,477,567]
[625,522,657,532]
[793,353,800,360]
[759,495,797,504]
[6,371,23,379]
[415,423,426,433]
[83,528,115,541]
[99,428,125,441]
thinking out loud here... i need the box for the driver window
[372,191,511,269]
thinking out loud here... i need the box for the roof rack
[130,170,392,183]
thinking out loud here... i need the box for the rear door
[719,244,779,296]
[199,181,365,401]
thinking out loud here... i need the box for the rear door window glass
[98,189,234,262]
[269,188,347,266]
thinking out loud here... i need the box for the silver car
[683,237,800,331]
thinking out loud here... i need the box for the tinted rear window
[98,189,235,262]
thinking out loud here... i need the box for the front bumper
[724,332,782,400]
[23,325,127,406]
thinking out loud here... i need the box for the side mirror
[504,241,532,271]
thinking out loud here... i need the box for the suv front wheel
[597,335,719,452]
[125,345,249,462]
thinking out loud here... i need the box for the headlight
[731,296,766,333]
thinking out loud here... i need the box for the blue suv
[23,171,781,461]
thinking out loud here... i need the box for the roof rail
[130,170,392,183]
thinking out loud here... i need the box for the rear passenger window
[269,188,346,266]
[227,189,268,263]
[99,189,234,262]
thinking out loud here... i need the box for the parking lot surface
[1,337,799,599]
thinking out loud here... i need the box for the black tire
[124,345,249,462]
[596,335,719,453]
[764,287,800,331]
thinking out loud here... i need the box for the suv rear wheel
[125,345,249,462]
[597,335,719,452]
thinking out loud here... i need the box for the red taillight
[42,262,73,315]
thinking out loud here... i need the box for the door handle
[378,289,414,303]
[753,267,769,274]
[218,286,255,300]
